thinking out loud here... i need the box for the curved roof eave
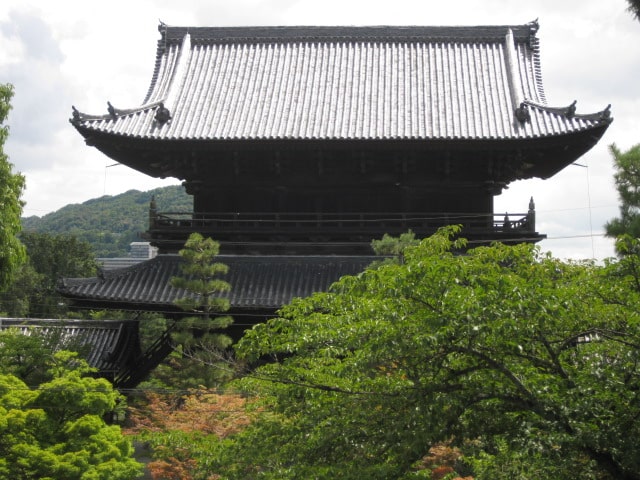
[59,254,379,310]
[70,107,612,144]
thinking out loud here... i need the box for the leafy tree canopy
[20,231,97,280]
[605,143,640,247]
[207,227,640,479]
[0,83,26,290]
[371,229,419,256]
[0,232,98,318]
[0,351,142,479]
[628,0,640,21]
[0,328,80,386]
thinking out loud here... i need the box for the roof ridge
[158,23,540,45]
[0,317,136,326]
[97,255,168,280]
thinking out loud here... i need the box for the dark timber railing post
[528,197,536,232]
[149,195,158,229]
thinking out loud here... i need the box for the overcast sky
[1,0,639,260]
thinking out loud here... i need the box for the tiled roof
[97,257,148,271]
[60,254,378,309]
[70,21,611,142]
[0,318,140,375]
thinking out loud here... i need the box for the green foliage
[628,0,640,20]
[0,232,98,317]
[371,229,420,257]
[605,143,640,246]
[463,435,594,480]
[0,351,142,479]
[22,185,191,257]
[21,231,97,280]
[165,233,234,389]
[370,229,423,268]
[204,227,640,479]
[0,83,26,291]
[172,233,231,323]
[0,328,68,386]
[0,263,41,317]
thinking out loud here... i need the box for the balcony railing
[145,197,539,252]
[150,210,534,234]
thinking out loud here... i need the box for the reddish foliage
[147,458,196,480]
[124,390,255,480]
[422,443,463,468]
[124,390,252,438]
[413,443,474,480]
[431,465,454,480]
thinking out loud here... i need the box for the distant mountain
[21,185,192,257]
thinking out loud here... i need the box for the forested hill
[21,185,192,257]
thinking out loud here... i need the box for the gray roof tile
[71,22,611,142]
[60,254,378,309]
[0,318,140,375]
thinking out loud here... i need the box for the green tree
[162,233,233,389]
[371,229,419,264]
[0,263,42,317]
[209,227,640,479]
[0,328,73,386]
[628,0,640,21]
[605,144,640,243]
[0,232,98,317]
[0,351,142,479]
[0,83,26,291]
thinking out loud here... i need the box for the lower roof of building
[60,254,380,310]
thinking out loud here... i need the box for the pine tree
[165,233,234,388]
[605,143,640,248]
[627,0,640,21]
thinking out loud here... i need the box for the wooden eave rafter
[74,121,610,182]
